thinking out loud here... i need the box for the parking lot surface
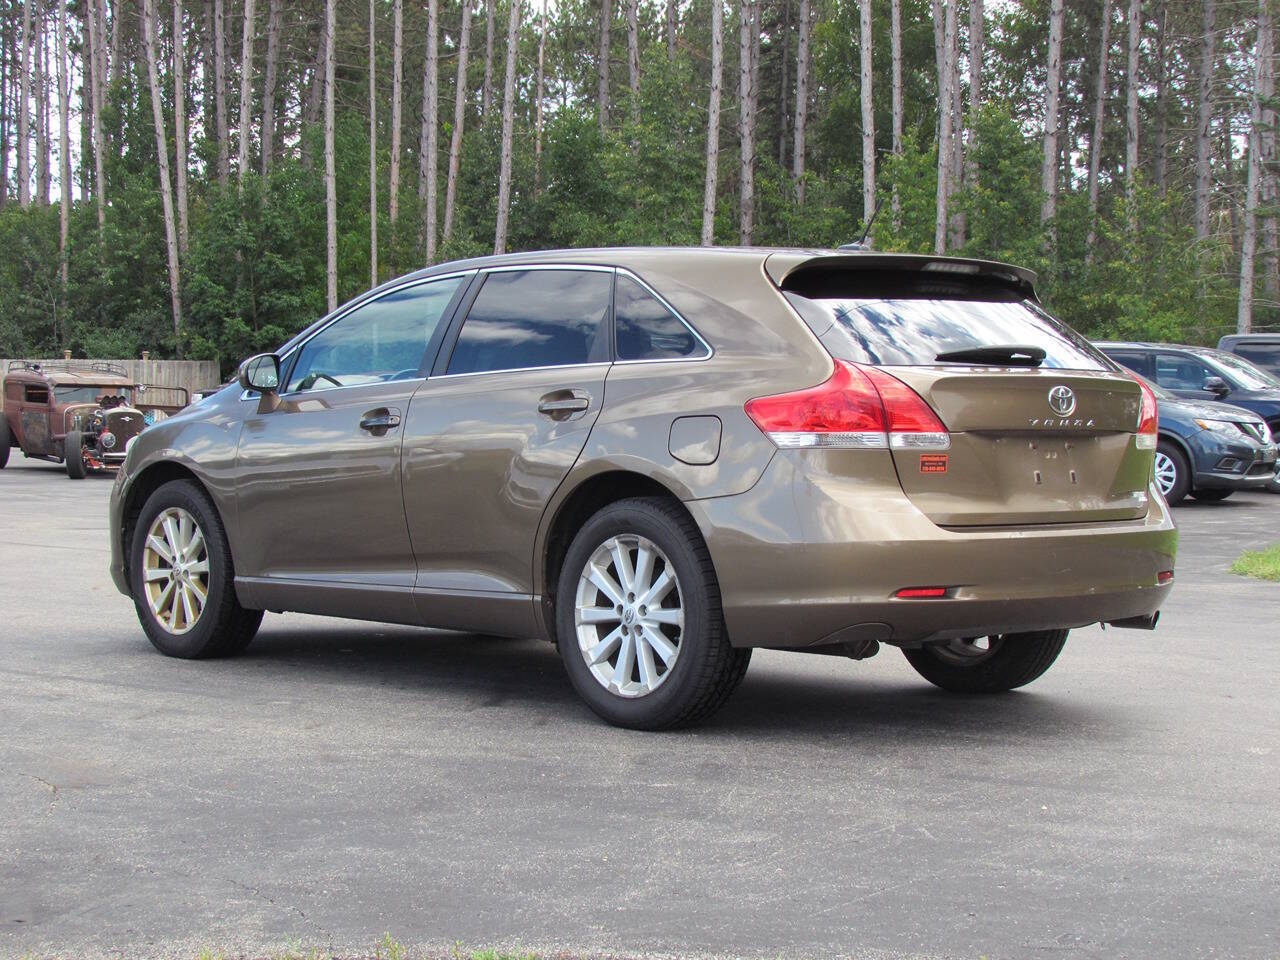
[1,457,1278,960]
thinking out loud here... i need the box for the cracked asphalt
[1,456,1278,960]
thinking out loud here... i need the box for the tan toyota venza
[109,248,1177,728]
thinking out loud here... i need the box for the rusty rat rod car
[0,361,188,479]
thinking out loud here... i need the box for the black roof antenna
[838,197,884,251]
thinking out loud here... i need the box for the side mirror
[1204,375,1230,397]
[237,353,281,394]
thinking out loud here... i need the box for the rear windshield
[784,293,1109,371]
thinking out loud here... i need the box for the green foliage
[0,0,1260,375]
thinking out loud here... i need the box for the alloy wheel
[1153,451,1178,497]
[142,507,210,635]
[929,635,1005,666]
[573,534,684,698]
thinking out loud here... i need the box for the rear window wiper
[934,344,1047,367]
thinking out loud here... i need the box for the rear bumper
[688,452,1177,648]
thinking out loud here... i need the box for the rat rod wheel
[0,416,10,468]
[130,479,262,658]
[64,431,87,479]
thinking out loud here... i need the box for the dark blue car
[1098,341,1280,496]
[1122,373,1276,504]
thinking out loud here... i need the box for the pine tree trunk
[482,0,496,118]
[535,0,547,196]
[214,0,229,186]
[1086,0,1112,261]
[36,11,48,205]
[369,0,378,286]
[778,0,790,167]
[418,0,439,260]
[389,0,404,227]
[859,0,874,232]
[792,0,809,203]
[738,0,755,244]
[598,0,612,130]
[701,0,723,244]
[964,0,982,207]
[91,0,108,227]
[324,0,337,311]
[1041,0,1064,238]
[1152,1,1167,191]
[1261,10,1278,302]
[1125,0,1140,221]
[934,0,956,253]
[56,0,69,290]
[238,0,256,182]
[493,0,520,254]
[1239,2,1266,334]
[142,0,184,355]
[443,0,472,243]
[174,0,190,254]
[260,0,282,175]
[1,13,9,211]
[890,0,901,227]
[667,0,677,60]
[15,0,30,210]
[1194,0,1215,241]
[948,14,963,246]
[627,0,639,124]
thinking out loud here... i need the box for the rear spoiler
[763,252,1039,303]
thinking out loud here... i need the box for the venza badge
[1047,385,1077,417]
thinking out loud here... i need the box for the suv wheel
[1154,441,1189,505]
[130,480,263,658]
[65,431,87,479]
[556,497,750,729]
[902,629,1068,693]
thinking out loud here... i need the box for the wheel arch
[1157,430,1196,483]
[536,469,705,642]
[120,462,217,585]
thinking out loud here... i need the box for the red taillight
[745,360,949,450]
[1135,379,1158,449]
[1157,570,1174,584]
[894,586,949,598]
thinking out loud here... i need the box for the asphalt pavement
[1,456,1278,959]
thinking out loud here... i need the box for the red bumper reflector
[1157,570,1174,584]
[894,587,949,599]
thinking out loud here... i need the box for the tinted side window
[1154,353,1215,391]
[24,385,49,404]
[614,275,703,360]
[1105,351,1152,378]
[1233,343,1280,374]
[288,277,464,392]
[447,269,611,375]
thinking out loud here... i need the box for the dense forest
[0,0,1275,372]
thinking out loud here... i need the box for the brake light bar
[745,361,950,451]
[1135,379,1158,450]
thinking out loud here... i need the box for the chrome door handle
[537,398,590,415]
[359,412,401,433]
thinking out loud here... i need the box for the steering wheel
[387,368,421,381]
[297,372,343,390]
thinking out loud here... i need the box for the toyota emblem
[1048,385,1077,417]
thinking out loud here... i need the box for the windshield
[55,385,133,405]
[784,294,1109,370]
[1202,351,1280,390]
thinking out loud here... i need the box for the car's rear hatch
[767,253,1152,526]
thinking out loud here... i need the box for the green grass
[1230,542,1280,581]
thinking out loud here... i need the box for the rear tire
[1190,488,1233,502]
[129,479,262,658]
[902,629,1069,694]
[0,417,10,468]
[1154,441,1189,506]
[64,432,86,479]
[556,497,750,730]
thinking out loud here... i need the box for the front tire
[0,417,10,468]
[1154,441,1189,505]
[129,479,262,658]
[902,629,1069,694]
[1190,488,1233,502]
[556,497,750,730]
[65,431,86,479]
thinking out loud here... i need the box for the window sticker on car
[920,453,948,473]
